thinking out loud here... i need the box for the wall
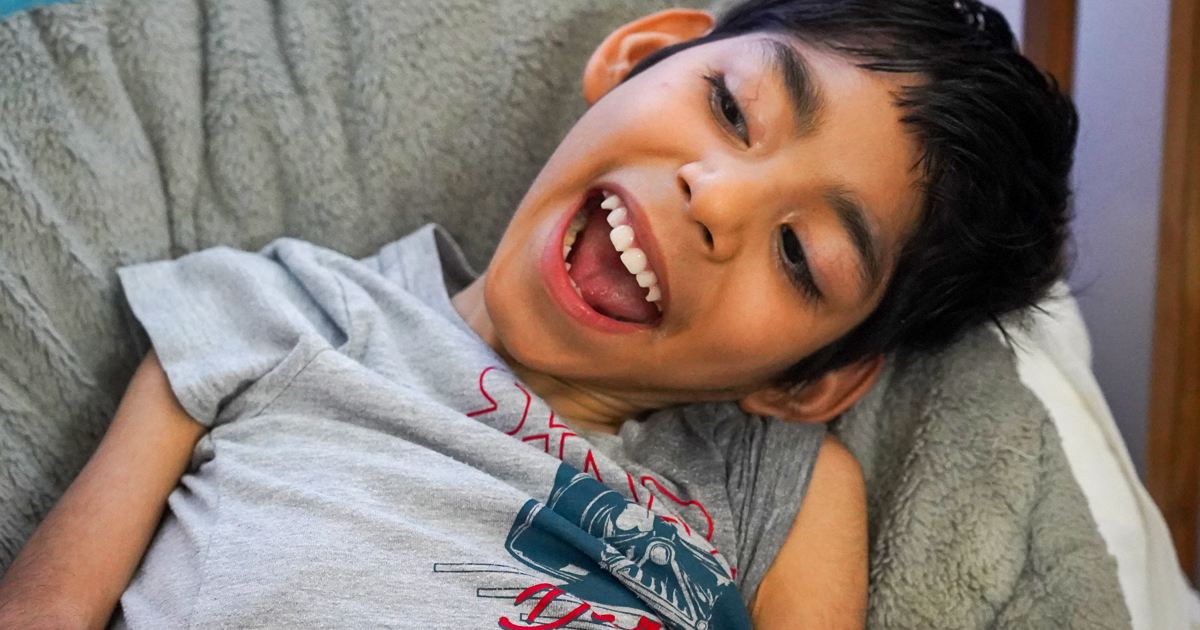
[1068,0,1171,476]
[986,0,1169,476]
[988,0,1026,44]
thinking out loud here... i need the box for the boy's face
[482,31,923,406]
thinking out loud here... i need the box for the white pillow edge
[996,281,1197,630]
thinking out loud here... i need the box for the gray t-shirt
[114,225,825,630]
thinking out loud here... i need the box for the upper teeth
[609,225,635,251]
[619,249,646,274]
[562,191,663,309]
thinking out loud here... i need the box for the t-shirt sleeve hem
[116,245,333,429]
[119,262,225,427]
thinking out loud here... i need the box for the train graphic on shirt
[434,464,751,630]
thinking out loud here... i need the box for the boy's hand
[749,435,868,630]
[0,351,205,630]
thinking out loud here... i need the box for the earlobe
[739,355,885,423]
[582,9,715,105]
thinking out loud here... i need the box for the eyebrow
[757,41,882,292]
[823,186,884,292]
[762,39,825,136]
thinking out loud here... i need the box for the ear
[739,355,885,423]
[582,9,715,105]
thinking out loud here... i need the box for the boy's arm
[0,351,206,630]
[749,434,868,630]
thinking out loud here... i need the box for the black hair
[626,0,1079,388]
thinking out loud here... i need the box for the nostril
[700,224,714,248]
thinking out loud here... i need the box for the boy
[0,0,1076,629]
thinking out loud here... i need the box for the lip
[539,184,670,334]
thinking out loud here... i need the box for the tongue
[568,209,660,324]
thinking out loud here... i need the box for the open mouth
[561,189,664,325]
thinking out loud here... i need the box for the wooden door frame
[1145,0,1200,580]
[1023,0,1078,93]
[1022,0,1200,581]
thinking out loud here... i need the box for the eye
[704,73,749,145]
[779,226,822,301]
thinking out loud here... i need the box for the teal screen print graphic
[504,464,752,630]
[1,0,75,20]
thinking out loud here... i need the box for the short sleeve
[702,405,827,601]
[117,241,347,428]
[605,402,827,604]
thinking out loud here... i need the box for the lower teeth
[563,209,588,262]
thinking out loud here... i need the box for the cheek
[482,242,561,365]
[687,277,828,384]
[590,76,700,147]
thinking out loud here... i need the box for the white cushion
[1000,282,1199,630]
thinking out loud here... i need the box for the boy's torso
[113,225,824,630]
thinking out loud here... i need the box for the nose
[677,160,756,262]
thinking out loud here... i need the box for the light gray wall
[988,0,1025,44]
[986,0,1169,476]
[1067,0,1171,477]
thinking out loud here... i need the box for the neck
[451,275,647,434]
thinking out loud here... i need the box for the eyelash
[704,72,749,145]
[779,226,822,301]
[703,73,818,301]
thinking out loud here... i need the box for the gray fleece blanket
[0,0,1130,627]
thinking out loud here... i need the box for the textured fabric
[0,0,1133,627]
[0,0,74,19]
[1005,285,1198,630]
[833,327,1131,629]
[113,225,824,628]
[582,405,826,602]
[0,0,698,570]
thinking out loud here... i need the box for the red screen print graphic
[499,584,664,630]
[466,367,715,543]
[466,366,532,435]
[432,565,667,630]
[431,465,748,630]
[465,367,606,483]
[635,477,713,543]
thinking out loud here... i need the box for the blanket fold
[835,327,1128,628]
